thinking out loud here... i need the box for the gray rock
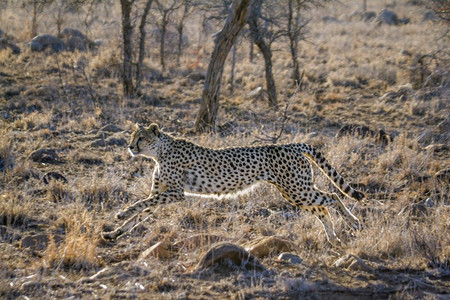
[100,124,123,133]
[195,242,266,271]
[0,38,20,54]
[90,139,107,148]
[362,11,376,22]
[107,137,127,146]
[30,34,65,53]
[90,137,127,148]
[423,10,437,22]
[60,28,96,52]
[374,9,399,25]
[42,171,67,185]
[20,234,50,251]
[322,16,340,23]
[29,148,61,164]
[186,72,205,82]
[278,252,303,264]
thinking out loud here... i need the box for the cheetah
[101,123,365,244]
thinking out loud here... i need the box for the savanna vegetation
[0,0,448,298]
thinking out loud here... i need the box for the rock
[278,252,303,264]
[90,139,107,148]
[243,236,297,258]
[90,136,127,148]
[106,137,127,147]
[195,242,265,271]
[0,38,20,54]
[374,9,399,26]
[400,49,412,56]
[29,148,61,164]
[186,72,205,82]
[423,10,437,22]
[20,234,49,251]
[139,241,172,260]
[398,18,410,25]
[173,234,225,251]
[362,11,376,22]
[322,16,340,23]
[347,256,373,272]
[100,124,124,133]
[21,281,42,291]
[42,172,67,185]
[336,124,391,145]
[75,153,103,165]
[30,34,65,53]
[59,28,96,52]
[348,10,376,22]
[334,254,373,272]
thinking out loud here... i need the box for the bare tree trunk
[362,0,367,12]
[195,0,251,132]
[159,12,168,73]
[120,0,135,98]
[249,39,254,62]
[197,17,205,51]
[287,0,301,86]
[229,41,237,94]
[248,0,277,108]
[176,3,190,67]
[176,22,184,67]
[56,0,64,37]
[31,0,39,38]
[136,0,153,94]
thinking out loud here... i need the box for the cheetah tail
[301,146,365,201]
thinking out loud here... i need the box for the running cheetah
[102,123,365,244]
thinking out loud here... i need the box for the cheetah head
[128,123,160,158]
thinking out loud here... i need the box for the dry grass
[41,201,100,271]
[0,0,449,298]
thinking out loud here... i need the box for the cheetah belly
[182,166,263,195]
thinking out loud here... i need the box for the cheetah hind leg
[314,189,361,231]
[102,209,153,240]
[306,206,341,246]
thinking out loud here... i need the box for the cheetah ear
[147,123,160,137]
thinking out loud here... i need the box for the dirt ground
[0,0,449,299]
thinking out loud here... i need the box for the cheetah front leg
[101,189,184,240]
[115,178,167,220]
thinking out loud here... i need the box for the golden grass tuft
[42,202,100,271]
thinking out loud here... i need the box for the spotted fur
[102,123,365,244]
